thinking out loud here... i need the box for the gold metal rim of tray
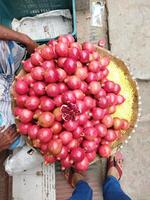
[11,46,139,160]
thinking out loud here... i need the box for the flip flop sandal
[114,152,123,180]
[64,168,76,188]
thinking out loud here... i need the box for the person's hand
[24,36,38,54]
[0,124,18,152]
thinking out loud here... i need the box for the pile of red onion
[13,35,129,171]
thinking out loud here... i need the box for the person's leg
[64,169,93,200]
[103,152,132,200]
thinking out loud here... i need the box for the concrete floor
[77,0,150,199]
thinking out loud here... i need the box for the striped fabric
[0,40,25,127]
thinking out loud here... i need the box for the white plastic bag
[4,145,43,175]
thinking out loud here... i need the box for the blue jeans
[69,176,131,200]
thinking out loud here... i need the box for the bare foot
[107,153,123,180]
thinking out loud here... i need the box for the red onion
[61,155,72,170]
[55,42,68,57]
[44,69,59,83]
[80,50,89,63]
[116,95,125,105]
[62,91,76,103]
[108,105,116,114]
[57,57,67,68]
[33,109,42,119]
[19,109,33,123]
[28,124,39,139]
[57,68,67,82]
[95,124,107,138]
[100,56,110,68]
[54,95,63,107]
[70,42,82,50]
[58,83,68,93]
[66,34,75,44]
[102,115,114,128]
[97,96,108,109]
[57,146,68,160]
[15,80,29,95]
[51,121,62,134]
[31,52,43,65]
[18,123,32,135]
[22,59,34,72]
[98,144,111,158]
[59,131,73,145]
[83,120,93,128]
[113,84,121,94]
[38,112,54,128]
[64,58,77,75]
[82,140,97,152]
[41,45,54,60]
[44,154,56,164]
[15,95,28,108]
[38,128,52,143]
[84,96,96,109]
[95,88,106,98]
[78,113,89,125]
[86,72,97,83]
[76,100,88,113]
[75,156,89,171]
[113,117,123,130]
[88,81,101,95]
[103,81,115,93]
[84,127,98,141]
[58,35,69,46]
[25,96,40,111]
[75,67,88,80]
[88,60,100,73]
[82,42,95,53]
[106,93,117,106]
[48,139,63,155]
[53,107,62,122]
[40,97,55,111]
[67,76,81,90]
[68,47,80,60]
[63,120,78,131]
[86,151,96,162]
[97,71,104,81]
[67,138,79,150]
[80,81,88,93]
[121,119,129,130]
[32,81,46,96]
[23,73,35,85]
[70,147,85,162]
[40,144,48,154]
[73,90,85,100]
[73,126,83,138]
[98,38,106,47]
[46,83,60,97]
[41,60,55,70]
[92,51,100,61]
[92,107,104,120]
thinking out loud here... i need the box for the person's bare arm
[0,25,38,53]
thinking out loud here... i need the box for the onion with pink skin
[54,95,63,107]
[58,35,69,46]
[59,131,73,145]
[13,107,22,116]
[73,90,85,100]
[97,96,108,109]
[57,57,67,68]
[75,156,89,171]
[102,115,114,128]
[32,139,41,148]
[67,76,81,90]
[48,39,57,46]
[41,60,55,70]
[82,42,95,53]
[63,120,78,132]
[31,52,43,65]
[40,144,48,153]
[82,140,97,152]
[51,122,62,135]
[77,113,89,126]
[33,109,42,119]
[100,56,110,68]
[40,97,55,111]
[84,127,98,141]
[75,67,88,80]
[84,96,96,109]
[92,107,104,120]
[95,124,107,138]
[18,123,32,135]
[44,154,56,164]
[44,69,59,83]
[70,42,82,50]
[55,42,68,57]
[116,95,125,105]
[57,68,67,82]
[97,71,104,80]
[113,84,121,94]
[73,126,83,139]
[88,60,100,72]
[23,73,35,85]
[31,67,44,81]
[68,47,80,60]
[38,112,54,128]
[53,107,62,122]
[86,72,97,83]
[46,83,60,97]
[106,93,117,106]
[92,51,100,61]
[61,155,72,170]
[63,58,77,75]
[108,105,116,114]
[98,144,111,158]
[80,81,88,93]
[32,81,46,96]
[70,147,85,162]
[18,109,33,123]
[58,83,68,93]
[67,138,79,150]
[76,100,88,113]
[25,96,40,111]
[95,88,106,98]
[57,146,68,160]
[88,81,101,95]
[102,68,109,77]
[15,95,28,108]
[94,137,101,145]
[121,119,129,130]
[103,81,115,93]
[86,151,96,162]
[22,59,34,72]
[15,80,29,95]
[80,50,89,63]
[38,128,52,143]
[41,45,54,60]
[28,124,39,139]
[83,120,93,128]
[48,139,63,155]
[62,91,76,103]
[98,38,106,47]
[66,34,75,44]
